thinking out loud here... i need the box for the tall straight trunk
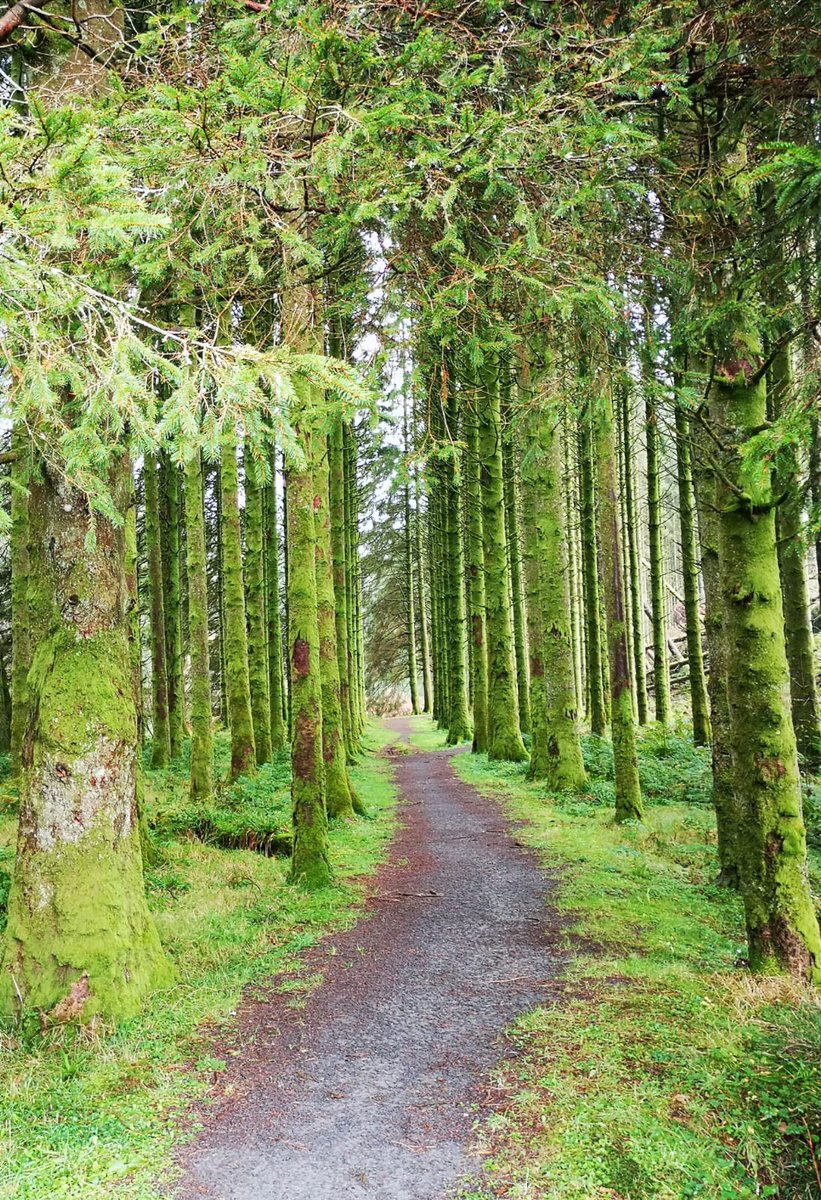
[502,403,530,735]
[429,480,445,726]
[283,462,292,739]
[315,434,357,819]
[478,358,527,762]
[579,416,607,735]
[215,465,229,726]
[620,387,648,725]
[160,454,184,758]
[645,388,671,724]
[220,432,256,779]
[405,480,421,714]
[264,469,287,752]
[594,389,643,821]
[811,417,821,604]
[563,419,584,712]
[770,346,821,771]
[692,429,738,886]
[414,476,433,713]
[243,456,273,765]
[710,356,820,979]
[184,450,214,804]
[344,423,366,736]
[10,425,30,777]
[0,458,171,1021]
[443,376,472,744]
[674,405,711,746]
[615,386,636,719]
[0,651,11,755]
[144,453,171,768]
[328,421,354,753]
[521,404,586,789]
[465,401,489,752]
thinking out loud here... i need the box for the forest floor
[2,716,821,1199]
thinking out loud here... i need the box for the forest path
[177,718,563,1200]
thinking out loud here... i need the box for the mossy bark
[414,475,433,714]
[674,405,711,746]
[314,434,357,820]
[502,404,530,736]
[264,470,287,753]
[563,419,584,715]
[594,388,643,822]
[521,407,586,789]
[243,457,273,765]
[443,377,472,745]
[620,388,648,725]
[692,434,738,887]
[143,454,171,768]
[328,421,354,753]
[220,433,256,779]
[645,390,671,725]
[579,414,607,736]
[0,651,11,756]
[185,451,214,805]
[710,361,821,979]
[0,458,171,1022]
[770,347,821,772]
[465,402,488,753]
[160,455,184,759]
[478,359,527,762]
[214,464,229,727]
[10,425,31,778]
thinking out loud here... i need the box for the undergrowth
[431,718,821,1200]
[0,721,400,1200]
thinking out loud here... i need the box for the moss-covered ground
[410,713,821,1200]
[0,722,400,1200]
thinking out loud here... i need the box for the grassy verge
[401,715,821,1200]
[0,721,400,1200]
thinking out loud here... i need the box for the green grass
[0,721,399,1200]
[441,723,821,1200]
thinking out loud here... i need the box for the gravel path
[177,719,563,1200]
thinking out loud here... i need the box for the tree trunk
[465,400,489,752]
[710,359,820,979]
[579,415,607,736]
[10,424,30,777]
[264,468,288,753]
[328,421,354,753]
[674,405,711,746]
[243,455,273,765]
[144,453,171,768]
[185,450,214,804]
[0,459,171,1021]
[502,401,530,735]
[220,432,256,779]
[414,475,433,714]
[443,374,472,745]
[646,388,671,724]
[594,390,643,821]
[478,358,527,762]
[160,454,184,759]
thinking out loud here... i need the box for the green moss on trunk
[415,475,433,713]
[10,425,30,778]
[0,459,171,1023]
[502,400,530,736]
[144,454,171,769]
[711,361,821,979]
[645,390,671,725]
[579,415,607,736]
[328,421,354,754]
[220,433,256,780]
[160,455,184,759]
[478,359,527,762]
[443,372,472,745]
[264,469,288,753]
[465,400,489,753]
[243,456,273,765]
[620,387,648,725]
[185,450,214,804]
[674,405,711,746]
[594,389,643,822]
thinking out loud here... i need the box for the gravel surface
[177,719,563,1200]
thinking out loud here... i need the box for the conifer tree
[220,432,256,779]
[185,450,214,804]
[144,453,171,768]
[243,455,273,765]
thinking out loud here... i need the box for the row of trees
[0,0,819,1023]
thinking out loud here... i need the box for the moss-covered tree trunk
[0,652,11,756]
[10,425,30,777]
[214,464,229,727]
[184,450,214,804]
[328,421,354,753]
[414,475,433,714]
[478,358,527,762]
[594,388,643,821]
[502,401,530,735]
[144,454,171,768]
[521,405,586,789]
[770,347,821,772]
[243,456,273,766]
[0,458,171,1022]
[465,401,489,753]
[220,432,256,779]
[562,422,584,713]
[645,389,671,725]
[710,359,820,978]
[160,455,184,759]
[443,375,472,745]
[674,405,711,746]
[264,469,288,753]
[579,414,607,736]
[692,431,738,887]
[620,388,648,725]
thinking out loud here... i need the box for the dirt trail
[178,719,563,1200]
